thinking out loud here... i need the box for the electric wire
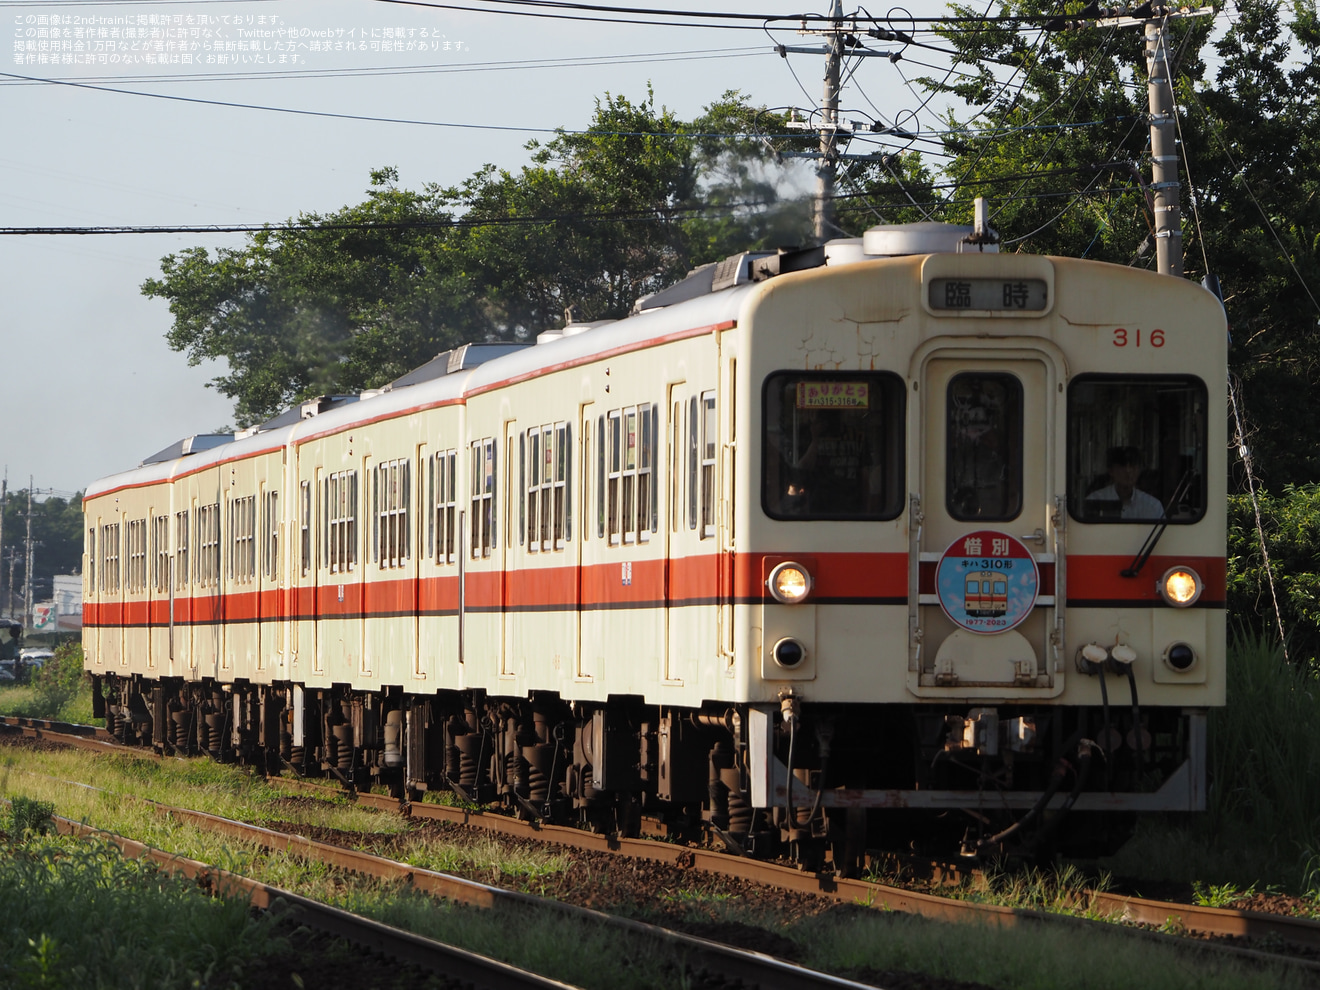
[0,198,782,236]
[362,0,807,31]
[1156,13,1209,278]
[0,68,857,141]
[981,24,1121,222]
[373,0,1068,26]
[998,164,1110,245]
[1180,68,1320,317]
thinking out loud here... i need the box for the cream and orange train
[83,221,1226,859]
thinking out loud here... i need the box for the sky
[3,0,977,497]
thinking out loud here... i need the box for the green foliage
[146,90,807,427]
[1,490,83,610]
[1207,636,1320,856]
[30,642,87,718]
[1107,635,1320,893]
[0,832,282,989]
[915,0,1320,486]
[1227,485,1320,663]
[8,796,55,836]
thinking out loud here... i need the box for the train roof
[97,218,1187,500]
[84,273,758,499]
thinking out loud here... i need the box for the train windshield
[762,372,905,520]
[1068,375,1207,523]
[946,373,1024,521]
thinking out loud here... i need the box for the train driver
[1084,445,1164,520]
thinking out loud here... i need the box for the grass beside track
[0,798,286,990]
[1101,635,1320,897]
[0,744,1305,990]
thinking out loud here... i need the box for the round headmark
[936,530,1040,634]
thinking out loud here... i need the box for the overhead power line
[376,0,1061,25]
[366,0,798,31]
[0,199,781,236]
[0,69,789,137]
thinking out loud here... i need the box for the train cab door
[909,345,1066,697]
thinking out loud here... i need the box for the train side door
[910,347,1065,696]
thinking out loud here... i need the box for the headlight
[1158,566,1203,607]
[767,561,813,604]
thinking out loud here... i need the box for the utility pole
[4,552,16,620]
[24,479,34,632]
[1070,6,1211,276]
[779,4,897,243]
[1145,19,1181,277]
[814,0,844,243]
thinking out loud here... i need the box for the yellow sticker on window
[796,381,870,409]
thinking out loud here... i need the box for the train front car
[740,226,1225,859]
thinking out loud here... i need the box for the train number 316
[1112,328,1165,347]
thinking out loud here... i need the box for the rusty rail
[276,778,1320,967]
[47,814,581,990]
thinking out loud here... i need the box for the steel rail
[42,813,582,990]
[8,768,885,990]
[275,779,1320,966]
[8,717,1320,973]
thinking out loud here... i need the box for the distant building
[51,574,82,632]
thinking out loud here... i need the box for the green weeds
[1103,634,1320,898]
[0,642,98,725]
[793,908,1303,990]
[0,830,283,989]
[1191,880,1255,908]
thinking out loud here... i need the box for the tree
[145,91,806,427]
[143,169,482,426]
[1,491,83,614]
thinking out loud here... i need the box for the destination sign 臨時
[929,278,1048,312]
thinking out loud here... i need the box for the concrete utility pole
[4,553,16,620]
[1145,19,1181,277]
[777,4,903,242]
[24,479,34,632]
[813,0,845,243]
[1075,5,1211,276]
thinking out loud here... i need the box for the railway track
[5,714,1319,978]
[2,759,886,990]
[272,777,1320,961]
[32,809,581,990]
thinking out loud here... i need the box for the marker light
[767,561,813,604]
[1164,642,1197,672]
[1158,566,1203,608]
[772,638,808,669]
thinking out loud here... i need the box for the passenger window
[762,372,905,520]
[596,414,605,540]
[470,438,496,558]
[688,396,698,531]
[433,450,458,563]
[1068,375,1206,523]
[524,422,570,552]
[299,484,311,576]
[700,393,716,538]
[946,373,1022,521]
[373,460,410,569]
